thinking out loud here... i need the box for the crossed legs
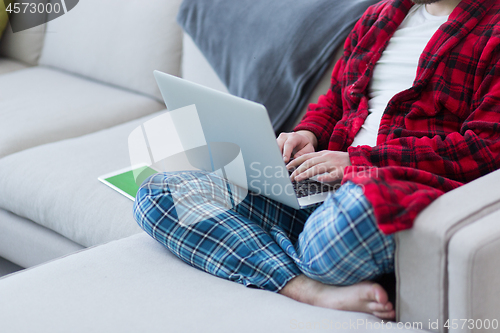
[133,171,395,318]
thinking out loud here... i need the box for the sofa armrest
[447,209,500,333]
[395,169,500,332]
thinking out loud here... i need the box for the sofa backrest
[38,0,183,101]
[0,1,48,66]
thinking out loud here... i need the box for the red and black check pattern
[295,0,500,234]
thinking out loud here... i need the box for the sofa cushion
[0,112,171,247]
[0,66,164,158]
[0,57,27,74]
[0,233,415,333]
[39,0,183,101]
[0,2,47,66]
[0,208,84,268]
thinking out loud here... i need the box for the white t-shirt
[350,4,449,147]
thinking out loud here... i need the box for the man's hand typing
[277,130,318,164]
[287,151,351,183]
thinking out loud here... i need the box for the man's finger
[290,155,324,180]
[294,163,330,181]
[276,134,288,152]
[293,157,327,179]
[286,152,313,171]
[293,145,314,159]
[282,137,301,164]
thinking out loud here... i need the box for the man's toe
[367,301,392,312]
[373,310,396,320]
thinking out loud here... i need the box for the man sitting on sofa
[134,0,500,319]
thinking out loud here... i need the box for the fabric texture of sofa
[0,1,499,332]
[0,233,426,333]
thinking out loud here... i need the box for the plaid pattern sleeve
[294,0,500,234]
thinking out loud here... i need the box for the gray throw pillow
[177,0,380,133]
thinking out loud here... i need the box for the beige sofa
[0,1,499,332]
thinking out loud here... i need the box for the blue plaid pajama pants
[133,171,395,291]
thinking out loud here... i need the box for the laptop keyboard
[288,169,338,198]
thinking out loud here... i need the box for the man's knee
[295,184,395,285]
[135,171,211,206]
[133,173,179,232]
[133,171,234,231]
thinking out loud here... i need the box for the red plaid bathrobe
[295,0,500,234]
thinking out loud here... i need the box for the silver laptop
[154,70,338,209]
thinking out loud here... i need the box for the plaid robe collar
[353,0,493,100]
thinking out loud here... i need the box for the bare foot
[278,275,395,319]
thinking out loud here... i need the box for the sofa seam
[0,237,130,282]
